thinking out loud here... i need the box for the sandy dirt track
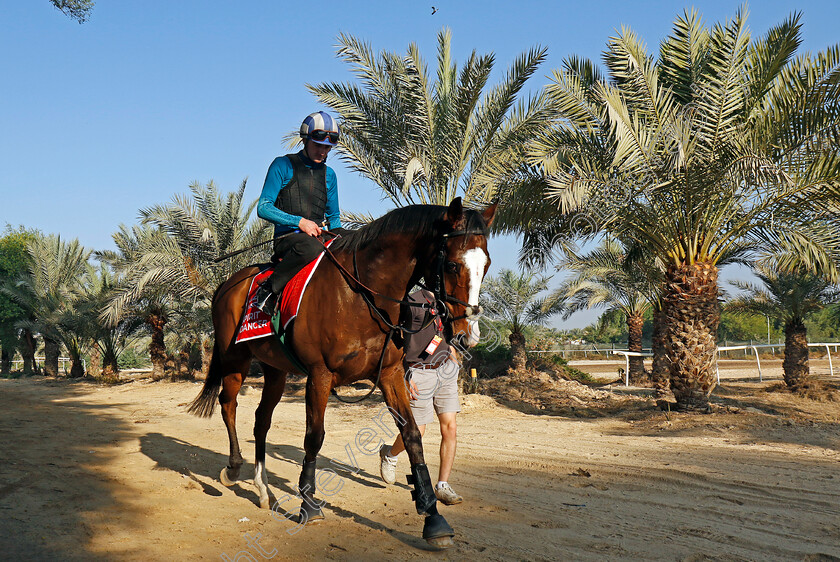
[1,374,839,561]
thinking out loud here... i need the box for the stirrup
[254,284,278,315]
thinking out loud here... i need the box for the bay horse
[188,198,496,547]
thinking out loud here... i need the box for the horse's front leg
[378,366,455,548]
[297,368,331,522]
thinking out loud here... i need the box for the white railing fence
[10,357,86,375]
[610,351,653,386]
[527,345,652,359]
[526,343,840,386]
[716,343,838,382]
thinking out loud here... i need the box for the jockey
[255,111,343,311]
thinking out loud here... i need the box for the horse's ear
[482,201,498,228]
[446,197,465,228]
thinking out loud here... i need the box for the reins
[320,228,485,313]
[318,239,439,334]
[212,221,330,263]
[316,225,488,404]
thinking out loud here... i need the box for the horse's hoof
[422,512,454,547]
[299,502,325,523]
[220,467,237,487]
[426,535,455,549]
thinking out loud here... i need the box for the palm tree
[3,234,91,377]
[49,0,94,23]
[58,303,89,377]
[99,225,175,379]
[524,9,840,409]
[164,303,213,379]
[137,180,271,303]
[307,29,551,210]
[555,239,659,383]
[726,263,838,391]
[100,181,271,378]
[480,269,564,370]
[70,263,144,377]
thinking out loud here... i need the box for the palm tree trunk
[626,313,645,383]
[663,262,720,410]
[782,318,809,391]
[147,313,167,380]
[1,346,10,374]
[163,353,176,379]
[102,346,119,376]
[89,345,101,376]
[69,357,85,378]
[176,342,192,380]
[509,331,527,371]
[21,329,37,374]
[651,307,670,392]
[187,341,202,377]
[44,336,60,377]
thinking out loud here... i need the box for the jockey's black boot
[254,281,278,316]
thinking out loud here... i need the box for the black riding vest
[274,153,327,225]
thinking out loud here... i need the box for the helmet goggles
[309,130,340,144]
[301,111,340,147]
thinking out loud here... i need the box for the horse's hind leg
[253,363,287,508]
[218,358,250,486]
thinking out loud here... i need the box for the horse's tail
[187,340,223,417]
[187,282,229,418]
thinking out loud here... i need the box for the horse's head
[426,198,497,349]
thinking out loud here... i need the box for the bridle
[319,226,487,337]
[319,225,487,404]
[428,229,486,327]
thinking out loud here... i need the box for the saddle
[237,238,335,343]
[237,263,312,376]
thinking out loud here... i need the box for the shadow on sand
[0,377,135,561]
[139,430,432,551]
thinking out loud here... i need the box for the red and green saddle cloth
[235,238,335,345]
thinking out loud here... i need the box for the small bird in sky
[431,6,438,15]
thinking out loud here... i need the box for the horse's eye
[445,261,459,274]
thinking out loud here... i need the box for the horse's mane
[332,204,489,252]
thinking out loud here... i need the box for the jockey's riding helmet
[300,111,340,147]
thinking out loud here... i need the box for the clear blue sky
[2,1,838,328]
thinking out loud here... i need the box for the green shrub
[463,342,511,378]
[118,348,150,369]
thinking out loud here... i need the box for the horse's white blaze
[463,248,488,346]
[463,248,488,306]
[254,461,270,508]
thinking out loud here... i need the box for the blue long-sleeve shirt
[257,150,341,236]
